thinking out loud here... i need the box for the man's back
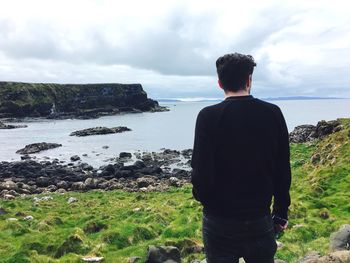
[191,94,291,220]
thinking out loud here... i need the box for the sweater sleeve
[190,109,215,203]
[272,107,292,220]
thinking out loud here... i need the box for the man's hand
[272,215,288,234]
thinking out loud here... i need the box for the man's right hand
[272,215,288,234]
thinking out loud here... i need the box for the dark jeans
[202,212,277,263]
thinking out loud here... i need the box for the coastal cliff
[0,82,166,118]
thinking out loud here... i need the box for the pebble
[81,256,104,262]
[67,197,78,204]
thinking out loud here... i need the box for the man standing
[191,53,291,263]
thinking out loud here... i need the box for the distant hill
[157,96,345,102]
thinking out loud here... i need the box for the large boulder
[330,225,350,252]
[289,120,342,143]
[16,142,62,154]
[0,180,18,191]
[305,251,350,263]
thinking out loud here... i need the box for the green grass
[1,118,349,263]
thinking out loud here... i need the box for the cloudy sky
[0,0,349,99]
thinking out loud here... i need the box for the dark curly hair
[216,53,257,92]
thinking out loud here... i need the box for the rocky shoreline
[0,149,192,199]
[0,118,344,199]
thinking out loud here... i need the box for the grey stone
[70,155,81,161]
[145,245,181,263]
[67,197,78,204]
[330,224,350,252]
[120,152,132,159]
[81,256,104,262]
[16,142,62,154]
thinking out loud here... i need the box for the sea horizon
[156,95,348,102]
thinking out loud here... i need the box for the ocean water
[0,98,349,167]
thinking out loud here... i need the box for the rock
[102,164,116,175]
[169,177,181,187]
[36,176,51,187]
[70,155,81,161]
[276,241,284,248]
[133,160,146,169]
[24,215,34,220]
[0,180,18,191]
[57,181,69,189]
[145,245,181,263]
[137,177,156,188]
[313,251,350,263]
[21,154,31,160]
[16,142,62,154]
[315,120,341,138]
[71,182,85,190]
[34,196,53,202]
[120,152,132,159]
[181,149,193,158]
[289,120,342,143]
[274,260,287,263]
[70,126,131,137]
[0,120,27,129]
[3,194,15,200]
[289,125,317,143]
[68,197,78,204]
[298,251,322,263]
[133,208,141,212]
[330,224,350,252]
[8,190,19,196]
[56,188,67,194]
[102,145,109,149]
[81,256,104,262]
[172,169,189,178]
[85,178,97,189]
[6,218,18,221]
[81,163,94,171]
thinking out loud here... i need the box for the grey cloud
[0,6,297,77]
[0,2,349,98]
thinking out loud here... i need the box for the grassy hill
[0,118,349,263]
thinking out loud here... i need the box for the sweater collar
[224,94,254,101]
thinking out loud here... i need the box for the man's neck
[224,90,250,98]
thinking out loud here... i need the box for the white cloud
[0,0,349,98]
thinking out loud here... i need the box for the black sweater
[191,94,291,220]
